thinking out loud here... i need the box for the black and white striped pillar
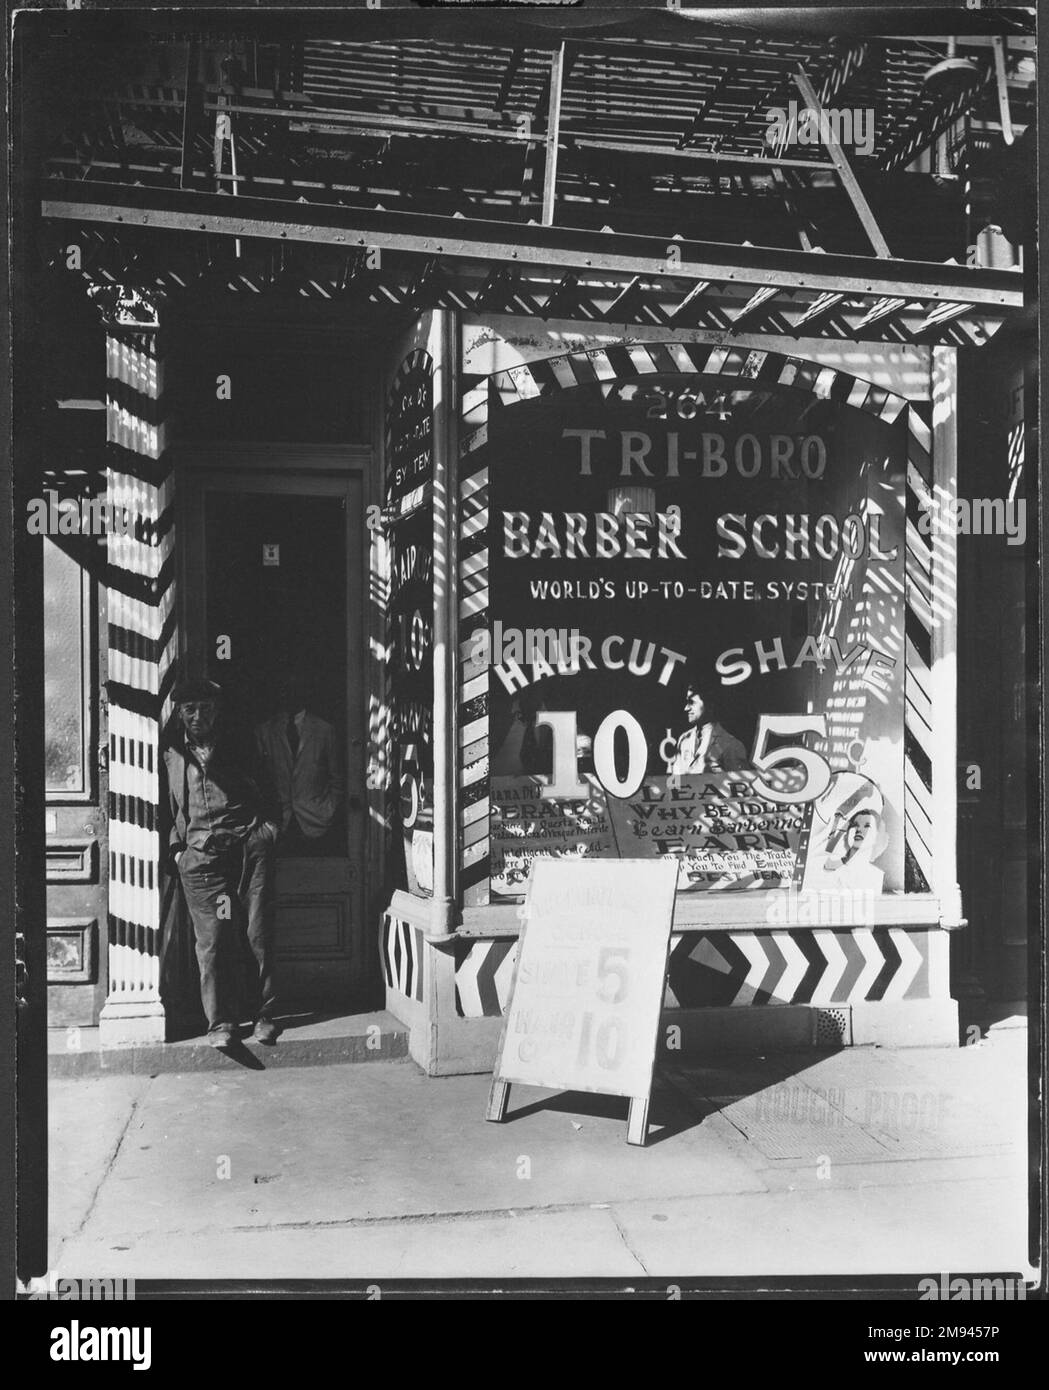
[99,323,178,1046]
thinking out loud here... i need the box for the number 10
[534,709,831,804]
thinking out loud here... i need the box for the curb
[49,1024,412,1078]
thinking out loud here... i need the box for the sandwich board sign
[485,858,679,1146]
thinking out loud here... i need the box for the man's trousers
[177,826,277,1031]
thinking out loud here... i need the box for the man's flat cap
[172,677,223,705]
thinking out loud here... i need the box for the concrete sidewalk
[48,1021,1031,1282]
[47,1011,409,1078]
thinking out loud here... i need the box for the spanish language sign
[489,859,679,1131]
[490,773,617,897]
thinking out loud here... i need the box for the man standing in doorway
[255,673,345,857]
[165,678,282,1048]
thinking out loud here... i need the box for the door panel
[185,468,373,1013]
[44,539,109,1028]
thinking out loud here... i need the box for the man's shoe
[253,1019,279,1046]
[208,1026,236,1050]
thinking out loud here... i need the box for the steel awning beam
[543,272,586,320]
[605,275,644,320]
[541,42,566,227]
[852,295,910,331]
[40,179,1023,310]
[793,67,891,258]
[668,279,712,321]
[912,301,974,336]
[728,283,780,331]
[791,290,847,331]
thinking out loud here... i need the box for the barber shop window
[44,539,92,800]
[485,370,909,902]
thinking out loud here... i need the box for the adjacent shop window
[44,538,92,799]
[486,368,907,903]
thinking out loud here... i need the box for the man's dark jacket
[163,730,280,862]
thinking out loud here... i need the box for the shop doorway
[183,463,375,1014]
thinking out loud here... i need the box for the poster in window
[386,348,435,895]
[484,366,906,902]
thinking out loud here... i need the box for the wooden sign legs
[486,1077,510,1123]
[486,1077,652,1146]
[626,1095,650,1147]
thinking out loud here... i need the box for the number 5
[749,714,831,805]
[597,947,630,1003]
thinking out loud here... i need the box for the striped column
[99,327,177,1046]
[928,347,961,919]
[458,405,491,906]
[903,399,935,893]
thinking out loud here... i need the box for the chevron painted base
[381,913,425,1005]
[454,937,517,1018]
[657,998,957,1054]
[453,927,949,1020]
[666,928,941,1008]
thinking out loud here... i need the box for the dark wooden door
[44,538,109,1029]
[185,470,373,1014]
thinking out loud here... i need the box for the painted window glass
[44,539,89,797]
[484,361,910,903]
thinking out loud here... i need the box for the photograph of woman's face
[844,811,879,857]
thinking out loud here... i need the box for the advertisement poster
[487,370,906,899]
[386,348,435,895]
[491,859,679,1103]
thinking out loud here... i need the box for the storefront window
[44,538,90,798]
[486,365,907,904]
